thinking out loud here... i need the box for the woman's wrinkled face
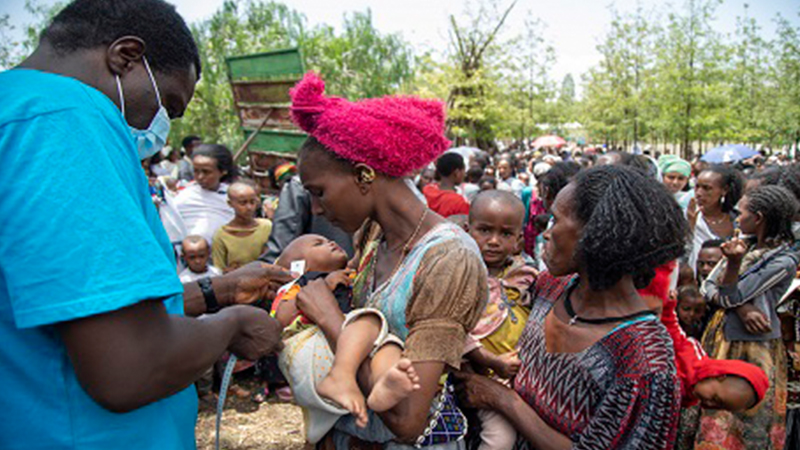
[663,172,689,194]
[694,171,726,212]
[193,155,224,191]
[542,184,582,276]
[299,149,371,233]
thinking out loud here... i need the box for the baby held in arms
[271,234,419,438]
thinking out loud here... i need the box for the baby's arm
[273,297,300,328]
[465,347,521,379]
[734,302,771,335]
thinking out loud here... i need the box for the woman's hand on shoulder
[296,278,343,326]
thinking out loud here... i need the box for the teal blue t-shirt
[0,69,197,449]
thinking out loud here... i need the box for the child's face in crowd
[183,241,210,273]
[677,295,706,328]
[228,185,260,220]
[468,200,523,269]
[697,247,723,281]
[693,376,756,412]
[289,235,349,273]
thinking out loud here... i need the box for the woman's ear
[353,164,376,194]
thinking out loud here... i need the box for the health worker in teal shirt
[0,1,290,448]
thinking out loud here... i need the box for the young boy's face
[183,241,210,274]
[228,185,260,220]
[468,200,523,269]
[693,376,756,412]
[288,235,349,273]
[697,247,723,281]
[677,295,706,328]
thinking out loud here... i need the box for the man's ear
[106,36,146,77]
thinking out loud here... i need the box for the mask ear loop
[141,56,163,106]
[115,74,126,119]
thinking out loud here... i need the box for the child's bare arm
[734,302,771,335]
[274,298,300,328]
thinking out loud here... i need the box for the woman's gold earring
[359,167,376,184]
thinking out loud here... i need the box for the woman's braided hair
[572,165,690,290]
[745,185,798,245]
[703,165,744,213]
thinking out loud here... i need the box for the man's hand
[233,262,294,305]
[224,305,284,360]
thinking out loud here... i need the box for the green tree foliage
[0,0,64,69]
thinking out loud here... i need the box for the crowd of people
[3,1,800,450]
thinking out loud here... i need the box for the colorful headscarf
[289,72,450,177]
[658,155,692,177]
[273,163,297,185]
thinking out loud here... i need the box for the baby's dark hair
[572,165,690,290]
[702,165,744,214]
[469,190,526,227]
[677,285,702,303]
[745,185,798,245]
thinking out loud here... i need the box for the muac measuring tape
[215,355,239,450]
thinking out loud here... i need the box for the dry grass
[195,378,310,450]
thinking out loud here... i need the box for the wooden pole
[234,112,271,163]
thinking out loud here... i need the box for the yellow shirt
[211,218,272,271]
[480,289,530,355]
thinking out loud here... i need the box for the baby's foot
[367,358,421,412]
[317,370,368,427]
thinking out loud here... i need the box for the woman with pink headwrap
[287,73,488,449]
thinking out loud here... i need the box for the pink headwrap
[289,72,451,177]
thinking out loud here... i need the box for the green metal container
[226,48,307,155]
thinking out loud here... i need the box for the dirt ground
[195,377,310,450]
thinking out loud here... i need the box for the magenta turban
[289,72,451,177]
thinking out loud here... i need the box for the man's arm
[182,261,293,317]
[58,301,281,413]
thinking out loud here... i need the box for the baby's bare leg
[367,342,420,412]
[316,313,381,427]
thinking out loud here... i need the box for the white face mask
[116,57,171,160]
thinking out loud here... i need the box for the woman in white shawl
[174,144,237,245]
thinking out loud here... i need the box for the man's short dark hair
[436,153,465,178]
[701,239,725,250]
[41,0,201,77]
[182,135,201,149]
